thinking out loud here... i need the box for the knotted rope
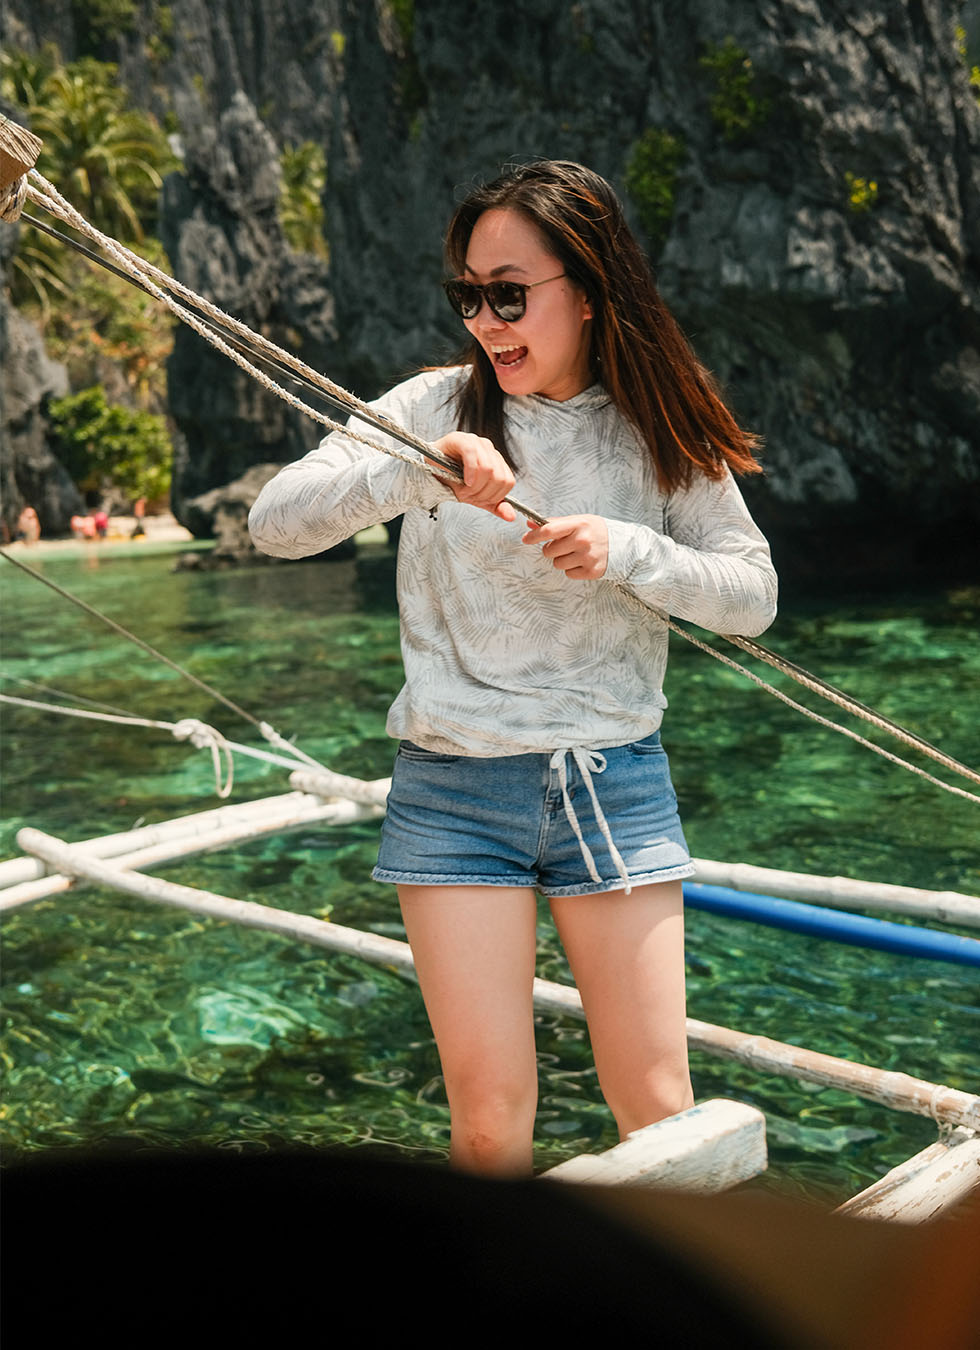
[0,693,235,798]
[0,545,330,786]
[0,173,28,222]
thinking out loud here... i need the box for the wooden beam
[541,1099,767,1191]
[0,792,338,888]
[682,1016,980,1134]
[13,828,980,1133]
[288,767,390,805]
[0,796,381,911]
[691,858,980,929]
[836,1128,980,1223]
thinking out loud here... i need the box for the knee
[445,1068,538,1158]
[447,1068,537,1130]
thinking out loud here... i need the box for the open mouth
[490,344,528,369]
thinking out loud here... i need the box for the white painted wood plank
[288,768,390,805]
[541,1099,767,1192]
[836,1128,980,1223]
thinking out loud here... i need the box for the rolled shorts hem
[371,860,696,896]
[372,868,534,888]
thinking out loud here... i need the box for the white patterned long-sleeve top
[249,366,777,757]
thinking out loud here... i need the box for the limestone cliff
[2,0,979,584]
[0,299,82,535]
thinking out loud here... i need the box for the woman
[249,160,777,1177]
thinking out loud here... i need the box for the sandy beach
[4,512,196,557]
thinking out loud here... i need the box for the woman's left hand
[522,515,609,580]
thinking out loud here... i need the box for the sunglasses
[443,272,566,322]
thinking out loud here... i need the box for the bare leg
[398,883,539,1177]
[548,880,693,1140]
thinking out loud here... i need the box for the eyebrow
[463,263,530,278]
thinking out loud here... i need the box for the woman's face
[461,208,593,402]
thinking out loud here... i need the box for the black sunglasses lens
[486,283,526,322]
[444,281,481,319]
[444,280,527,321]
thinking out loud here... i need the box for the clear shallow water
[1,545,977,1202]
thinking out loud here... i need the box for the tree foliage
[47,385,173,503]
[1,46,178,316]
[19,55,177,241]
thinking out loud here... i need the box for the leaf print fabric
[249,367,777,757]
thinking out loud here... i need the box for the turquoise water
[1,544,977,1203]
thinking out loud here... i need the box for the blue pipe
[682,882,980,969]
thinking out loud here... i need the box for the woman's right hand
[426,433,516,522]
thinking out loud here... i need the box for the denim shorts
[372,732,694,897]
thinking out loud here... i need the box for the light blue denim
[373,732,694,896]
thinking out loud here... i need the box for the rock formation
[322,0,980,585]
[2,0,978,584]
[180,462,328,567]
[159,93,335,530]
[0,300,82,536]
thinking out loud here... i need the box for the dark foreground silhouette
[3,1148,978,1346]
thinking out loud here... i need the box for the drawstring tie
[549,747,632,894]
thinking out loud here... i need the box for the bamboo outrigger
[4,771,978,1222]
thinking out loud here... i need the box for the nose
[470,296,507,331]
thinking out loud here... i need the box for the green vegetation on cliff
[1,46,178,312]
[623,128,685,256]
[279,142,329,258]
[699,37,773,143]
[2,49,176,242]
[955,24,980,100]
[2,44,177,503]
[47,384,172,503]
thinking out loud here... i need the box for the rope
[14,169,980,805]
[0,691,335,789]
[0,694,234,797]
[23,210,414,452]
[0,547,325,778]
[0,174,28,222]
[0,671,138,719]
[655,622,980,807]
[721,632,980,787]
[0,545,262,728]
[23,173,547,525]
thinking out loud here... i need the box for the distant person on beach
[15,506,40,544]
[250,160,777,1176]
[93,509,109,539]
[131,498,147,538]
[71,514,96,540]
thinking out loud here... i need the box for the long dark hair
[444,160,762,490]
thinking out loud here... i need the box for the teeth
[490,345,522,354]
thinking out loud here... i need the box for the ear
[581,294,594,320]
